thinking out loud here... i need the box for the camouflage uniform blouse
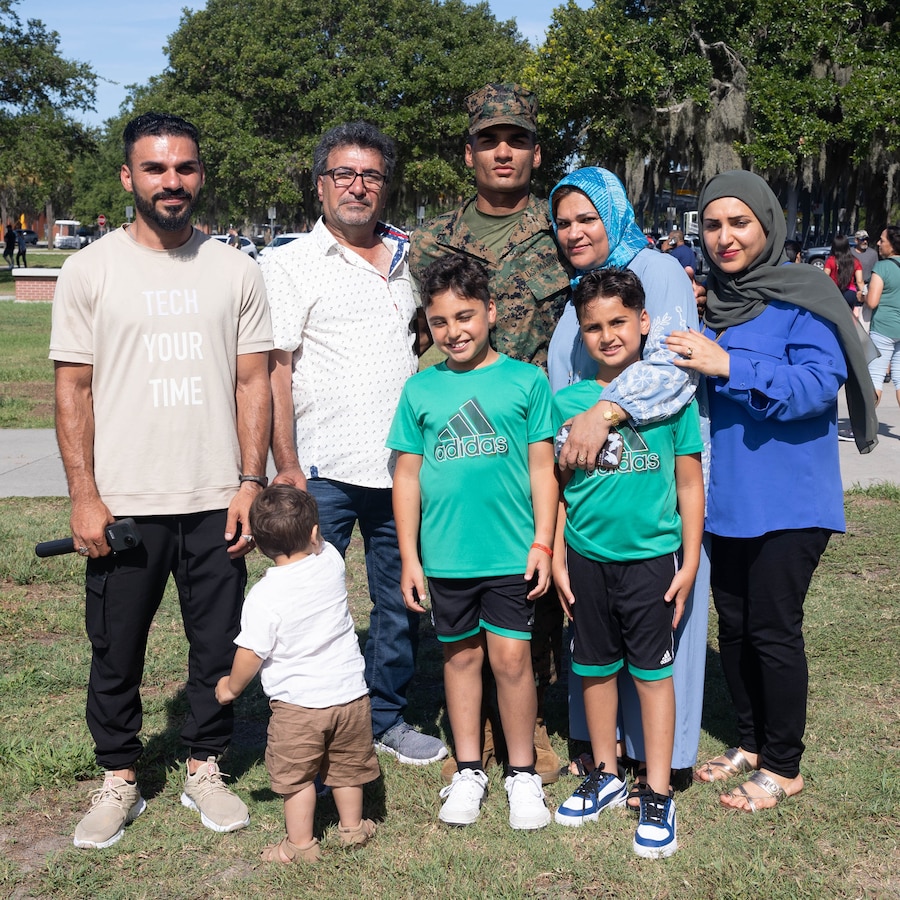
[409,195,571,370]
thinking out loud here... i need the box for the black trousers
[84,510,246,770]
[710,528,831,779]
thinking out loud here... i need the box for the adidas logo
[434,399,509,461]
[659,648,674,665]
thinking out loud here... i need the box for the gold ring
[577,455,587,463]
[685,346,693,358]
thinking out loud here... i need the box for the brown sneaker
[73,775,146,849]
[181,757,249,833]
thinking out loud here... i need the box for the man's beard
[134,189,197,232]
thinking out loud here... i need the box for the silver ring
[77,546,89,556]
[241,534,253,542]
[685,346,693,358]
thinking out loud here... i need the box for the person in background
[783,240,802,264]
[3,223,15,269]
[864,225,900,411]
[824,235,864,310]
[15,227,27,267]
[852,230,879,285]
[666,230,696,276]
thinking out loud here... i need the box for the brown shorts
[265,695,381,795]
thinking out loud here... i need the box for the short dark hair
[882,225,900,256]
[250,485,319,561]
[573,267,645,321]
[420,253,491,308]
[312,121,397,183]
[784,240,802,261]
[123,113,200,166]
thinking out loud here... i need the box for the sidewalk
[1,390,898,498]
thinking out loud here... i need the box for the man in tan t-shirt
[50,112,272,850]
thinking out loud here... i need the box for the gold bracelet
[602,402,620,428]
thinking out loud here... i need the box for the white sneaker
[438,768,489,825]
[505,771,551,830]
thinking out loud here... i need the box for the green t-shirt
[553,380,703,563]
[460,203,523,260]
[871,257,900,340]
[387,354,553,578]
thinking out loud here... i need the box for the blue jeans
[307,478,418,738]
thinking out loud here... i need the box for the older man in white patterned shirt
[263,121,447,766]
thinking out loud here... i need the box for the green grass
[0,299,55,428]
[0,490,897,899]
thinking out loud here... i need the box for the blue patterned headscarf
[549,167,649,273]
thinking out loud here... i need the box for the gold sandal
[721,770,787,813]
[260,836,322,863]
[693,747,756,783]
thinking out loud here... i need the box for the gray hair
[312,121,397,183]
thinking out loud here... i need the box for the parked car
[258,232,305,258]
[77,227,98,247]
[802,238,856,269]
[211,234,257,259]
[15,229,38,245]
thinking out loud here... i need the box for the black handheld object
[35,518,143,558]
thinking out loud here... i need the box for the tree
[126,0,531,227]
[528,0,900,236]
[0,0,97,230]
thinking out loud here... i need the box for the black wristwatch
[239,474,269,488]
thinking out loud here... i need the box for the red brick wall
[13,270,59,302]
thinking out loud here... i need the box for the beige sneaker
[180,757,249,833]
[73,775,146,849]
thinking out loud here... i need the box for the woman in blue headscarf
[547,166,708,802]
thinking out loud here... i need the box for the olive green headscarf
[700,170,878,454]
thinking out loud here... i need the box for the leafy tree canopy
[129,0,531,226]
[0,0,97,224]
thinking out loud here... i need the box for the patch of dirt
[0,381,54,423]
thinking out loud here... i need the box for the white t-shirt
[262,217,419,489]
[234,541,368,708]
[49,227,272,515]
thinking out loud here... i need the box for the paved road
[1,390,898,499]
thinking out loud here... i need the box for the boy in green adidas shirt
[551,268,703,859]
[387,254,558,831]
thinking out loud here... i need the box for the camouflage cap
[465,83,537,136]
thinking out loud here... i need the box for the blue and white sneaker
[633,789,677,859]
[554,764,627,826]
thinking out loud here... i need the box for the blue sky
[37,0,591,128]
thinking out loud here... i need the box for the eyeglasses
[321,168,387,190]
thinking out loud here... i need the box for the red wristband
[531,542,553,558]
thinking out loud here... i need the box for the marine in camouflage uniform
[410,83,571,782]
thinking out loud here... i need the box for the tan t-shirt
[50,227,272,515]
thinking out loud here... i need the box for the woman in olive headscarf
[666,170,877,812]
[547,166,709,801]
